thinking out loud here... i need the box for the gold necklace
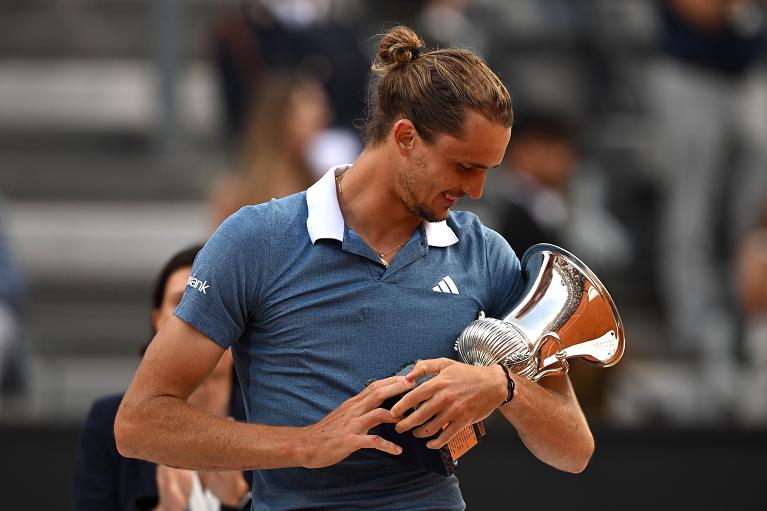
[336,171,407,267]
[377,239,409,267]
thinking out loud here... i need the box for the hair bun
[373,25,425,74]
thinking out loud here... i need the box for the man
[115,26,593,510]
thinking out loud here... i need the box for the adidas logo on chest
[432,276,459,295]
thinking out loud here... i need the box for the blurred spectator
[736,199,767,423]
[209,73,332,229]
[738,206,767,317]
[416,0,488,54]
[0,197,25,397]
[73,245,250,511]
[496,114,574,255]
[648,0,767,378]
[210,0,369,141]
[484,113,631,420]
[487,113,632,272]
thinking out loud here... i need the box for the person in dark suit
[493,113,631,272]
[73,245,250,511]
[497,114,575,256]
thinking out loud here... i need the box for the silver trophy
[455,243,625,381]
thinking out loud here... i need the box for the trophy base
[374,362,486,476]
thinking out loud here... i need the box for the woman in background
[209,72,331,229]
[73,244,250,511]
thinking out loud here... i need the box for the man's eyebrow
[464,161,502,170]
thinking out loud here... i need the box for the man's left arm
[391,358,594,473]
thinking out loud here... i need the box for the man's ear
[391,119,418,156]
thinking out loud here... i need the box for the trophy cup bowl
[455,243,625,381]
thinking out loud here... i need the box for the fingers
[391,359,458,418]
[391,376,448,419]
[390,388,424,419]
[404,358,454,383]
[356,434,402,456]
[411,408,451,440]
[355,376,415,411]
[357,407,400,430]
[425,420,463,449]
[363,375,415,394]
[156,466,194,511]
[358,360,454,415]
[393,394,440,432]
[197,471,214,490]
[306,376,421,468]
[365,374,413,390]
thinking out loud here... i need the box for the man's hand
[154,465,194,511]
[198,469,250,508]
[390,358,507,449]
[298,375,416,468]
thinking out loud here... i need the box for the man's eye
[458,164,473,172]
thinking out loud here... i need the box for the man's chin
[430,210,450,223]
[413,205,449,223]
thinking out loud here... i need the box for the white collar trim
[306,165,459,247]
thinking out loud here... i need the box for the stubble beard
[410,202,446,223]
[398,162,447,223]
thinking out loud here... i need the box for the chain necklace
[336,171,409,267]
[377,241,408,267]
[335,172,345,197]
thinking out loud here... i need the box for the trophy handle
[529,332,569,383]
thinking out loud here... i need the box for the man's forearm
[499,374,594,473]
[115,373,414,472]
[115,394,303,471]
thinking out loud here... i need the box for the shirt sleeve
[483,226,524,319]
[174,205,271,348]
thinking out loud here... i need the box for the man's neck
[337,147,422,252]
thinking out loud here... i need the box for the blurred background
[1,0,767,508]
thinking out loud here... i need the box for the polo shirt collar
[306,165,459,247]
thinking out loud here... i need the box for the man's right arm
[114,316,413,471]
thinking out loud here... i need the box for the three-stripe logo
[432,276,459,295]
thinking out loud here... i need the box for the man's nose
[461,171,487,199]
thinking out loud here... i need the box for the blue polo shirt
[175,165,523,510]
